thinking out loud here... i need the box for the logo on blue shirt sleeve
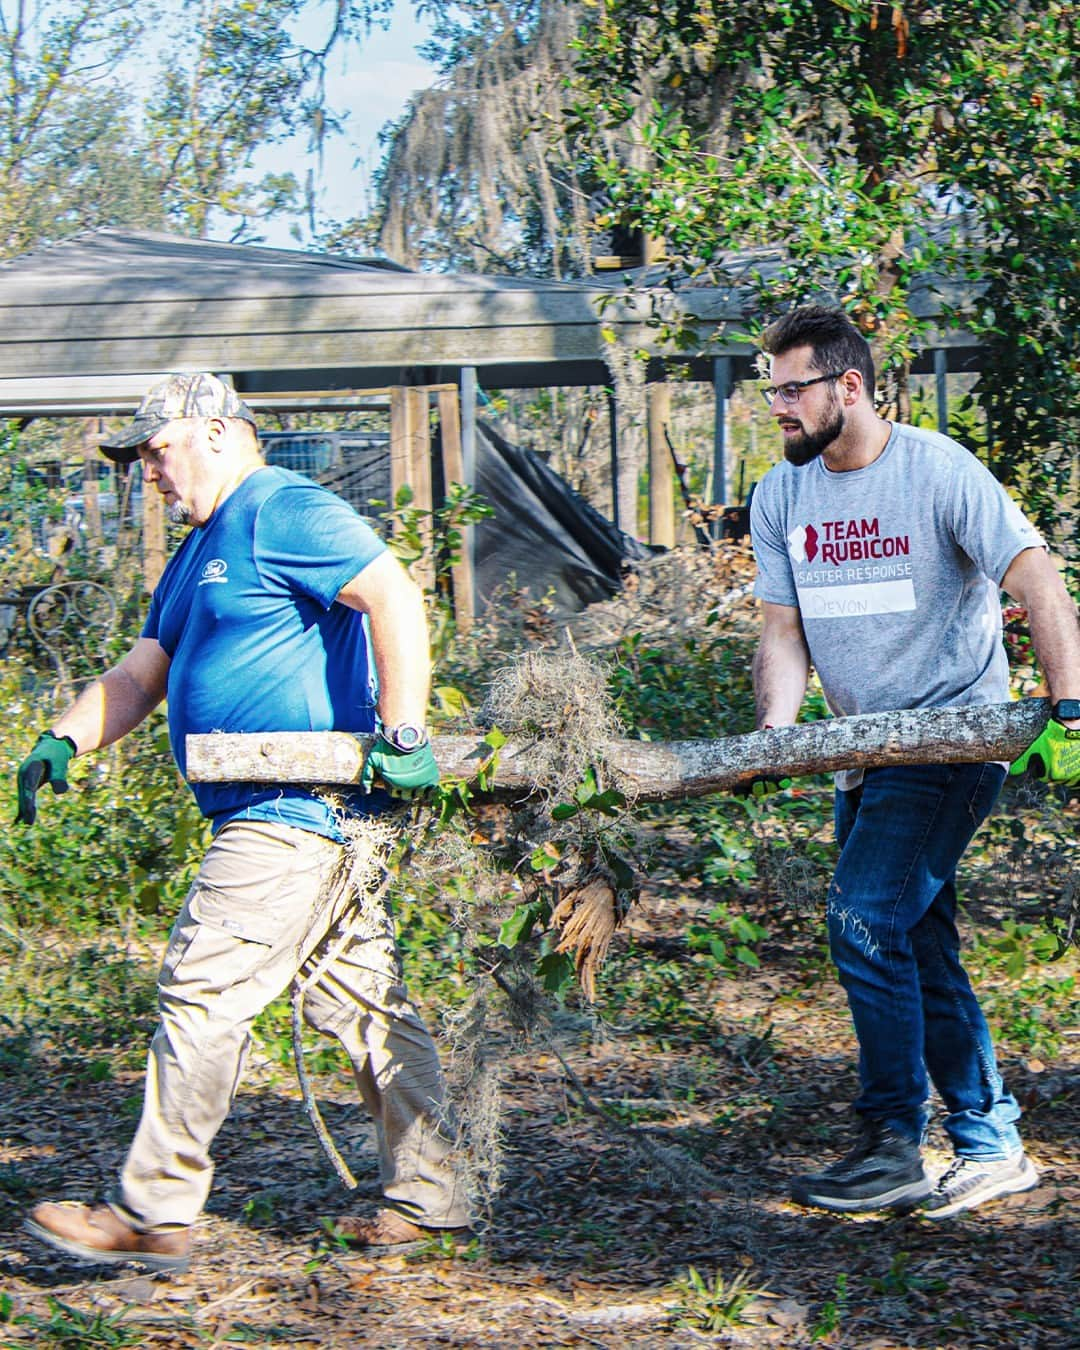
[198,559,229,586]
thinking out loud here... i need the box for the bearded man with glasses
[748,304,1080,1218]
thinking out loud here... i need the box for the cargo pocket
[188,880,298,948]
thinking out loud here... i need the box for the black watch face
[1054,699,1080,721]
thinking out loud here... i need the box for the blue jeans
[828,762,1022,1160]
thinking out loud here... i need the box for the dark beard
[783,405,845,466]
[167,500,192,525]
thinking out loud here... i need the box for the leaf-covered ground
[2,548,1077,1346]
[2,795,1077,1349]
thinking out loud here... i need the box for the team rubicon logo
[787,524,819,563]
[787,519,910,565]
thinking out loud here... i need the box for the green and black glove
[1009,719,1080,787]
[732,775,793,801]
[361,735,440,800]
[15,730,77,825]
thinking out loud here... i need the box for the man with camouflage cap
[16,373,471,1273]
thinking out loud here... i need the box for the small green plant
[867,1250,945,1296]
[242,1191,279,1227]
[688,901,769,972]
[0,1163,29,1199]
[302,1217,354,1274]
[607,629,755,742]
[701,826,757,887]
[671,1264,766,1332]
[405,1230,483,1263]
[8,1296,146,1348]
[810,1272,849,1342]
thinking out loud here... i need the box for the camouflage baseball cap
[99,373,258,464]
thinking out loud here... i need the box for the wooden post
[407,388,433,590]
[644,233,666,265]
[712,356,732,530]
[389,386,434,589]
[406,389,432,513]
[460,365,479,621]
[615,400,643,542]
[437,387,475,631]
[81,419,103,543]
[142,474,165,591]
[647,382,674,547]
[389,387,410,512]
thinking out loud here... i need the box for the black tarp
[264,420,654,617]
[469,420,654,614]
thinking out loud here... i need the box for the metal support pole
[460,366,477,488]
[607,388,620,533]
[459,365,478,612]
[934,349,949,437]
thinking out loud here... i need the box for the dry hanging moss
[438,987,504,1217]
[481,643,626,803]
[291,810,401,1189]
[481,644,641,1000]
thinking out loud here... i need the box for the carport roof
[0,227,981,418]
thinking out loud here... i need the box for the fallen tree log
[186,698,1050,802]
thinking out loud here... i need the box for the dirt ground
[1,803,1077,1350]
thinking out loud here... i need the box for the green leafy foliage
[688,902,769,973]
[566,0,1078,556]
[0,674,208,934]
[607,628,755,741]
[382,481,496,670]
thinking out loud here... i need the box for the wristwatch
[382,722,429,753]
[1052,699,1080,722]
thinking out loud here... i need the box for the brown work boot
[24,1202,191,1273]
[330,1208,473,1255]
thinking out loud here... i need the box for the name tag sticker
[798,579,917,619]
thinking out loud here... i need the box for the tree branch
[187,699,1051,803]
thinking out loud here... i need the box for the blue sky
[259,5,439,248]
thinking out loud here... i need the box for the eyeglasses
[760,371,846,408]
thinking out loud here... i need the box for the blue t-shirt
[142,465,392,837]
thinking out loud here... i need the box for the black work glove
[15,731,77,825]
[360,736,440,800]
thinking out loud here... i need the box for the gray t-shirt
[750,422,1043,782]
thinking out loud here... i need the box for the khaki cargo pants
[112,818,467,1232]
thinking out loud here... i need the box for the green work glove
[15,730,77,826]
[1009,719,1080,786]
[732,775,793,800]
[360,735,440,800]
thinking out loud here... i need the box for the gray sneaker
[790,1119,931,1214]
[922,1151,1039,1219]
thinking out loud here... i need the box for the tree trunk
[186,700,1050,803]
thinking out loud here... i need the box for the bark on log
[186,699,1050,803]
